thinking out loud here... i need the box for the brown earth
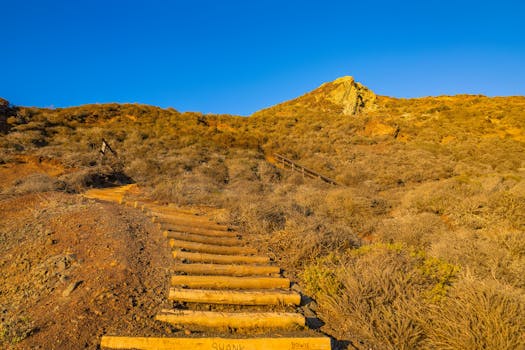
[0,156,68,191]
[0,191,174,349]
[0,183,329,349]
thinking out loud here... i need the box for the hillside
[252,76,377,117]
[1,78,524,349]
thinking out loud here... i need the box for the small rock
[46,238,58,246]
[307,300,319,312]
[56,260,67,271]
[291,283,302,293]
[62,280,82,297]
[59,275,70,283]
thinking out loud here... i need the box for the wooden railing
[273,154,340,186]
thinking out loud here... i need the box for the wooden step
[83,194,123,203]
[169,239,257,255]
[156,310,305,329]
[173,262,279,276]
[164,231,241,246]
[141,201,199,217]
[162,225,238,238]
[170,275,290,289]
[100,336,331,350]
[149,212,229,231]
[160,223,235,237]
[137,201,198,215]
[130,201,161,212]
[168,288,301,305]
[173,250,270,264]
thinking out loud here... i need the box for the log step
[163,231,241,246]
[169,239,257,256]
[83,194,123,203]
[173,250,270,264]
[155,310,305,329]
[173,262,279,276]
[168,288,301,305]
[140,202,198,215]
[100,336,331,350]
[170,275,290,289]
[162,225,238,238]
[149,212,229,231]
[160,223,234,237]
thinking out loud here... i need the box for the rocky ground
[0,191,174,349]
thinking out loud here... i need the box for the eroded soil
[0,192,173,349]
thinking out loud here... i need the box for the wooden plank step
[173,250,270,264]
[168,288,301,305]
[155,310,305,329]
[170,275,290,289]
[84,191,124,198]
[173,262,279,276]
[149,212,229,230]
[85,187,127,193]
[101,336,331,350]
[159,223,234,237]
[163,231,241,246]
[83,194,123,203]
[128,201,161,212]
[162,225,238,238]
[169,239,257,255]
[139,202,198,215]
[153,216,229,231]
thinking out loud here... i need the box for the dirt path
[84,186,331,349]
[0,191,173,349]
[0,184,331,349]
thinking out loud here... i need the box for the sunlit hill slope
[1,78,524,349]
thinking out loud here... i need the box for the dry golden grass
[1,92,524,348]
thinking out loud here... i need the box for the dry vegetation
[1,90,524,349]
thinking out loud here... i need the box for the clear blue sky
[2,0,524,115]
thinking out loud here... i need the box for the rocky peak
[252,76,377,118]
[319,76,377,115]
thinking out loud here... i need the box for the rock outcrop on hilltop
[252,76,377,118]
[323,76,377,115]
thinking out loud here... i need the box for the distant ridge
[252,76,377,118]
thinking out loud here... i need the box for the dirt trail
[83,186,331,350]
[0,191,173,349]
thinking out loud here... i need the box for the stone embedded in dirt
[62,280,82,297]
[45,238,58,245]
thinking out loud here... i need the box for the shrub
[0,317,36,345]
[6,173,64,195]
[424,276,525,350]
[302,244,458,349]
